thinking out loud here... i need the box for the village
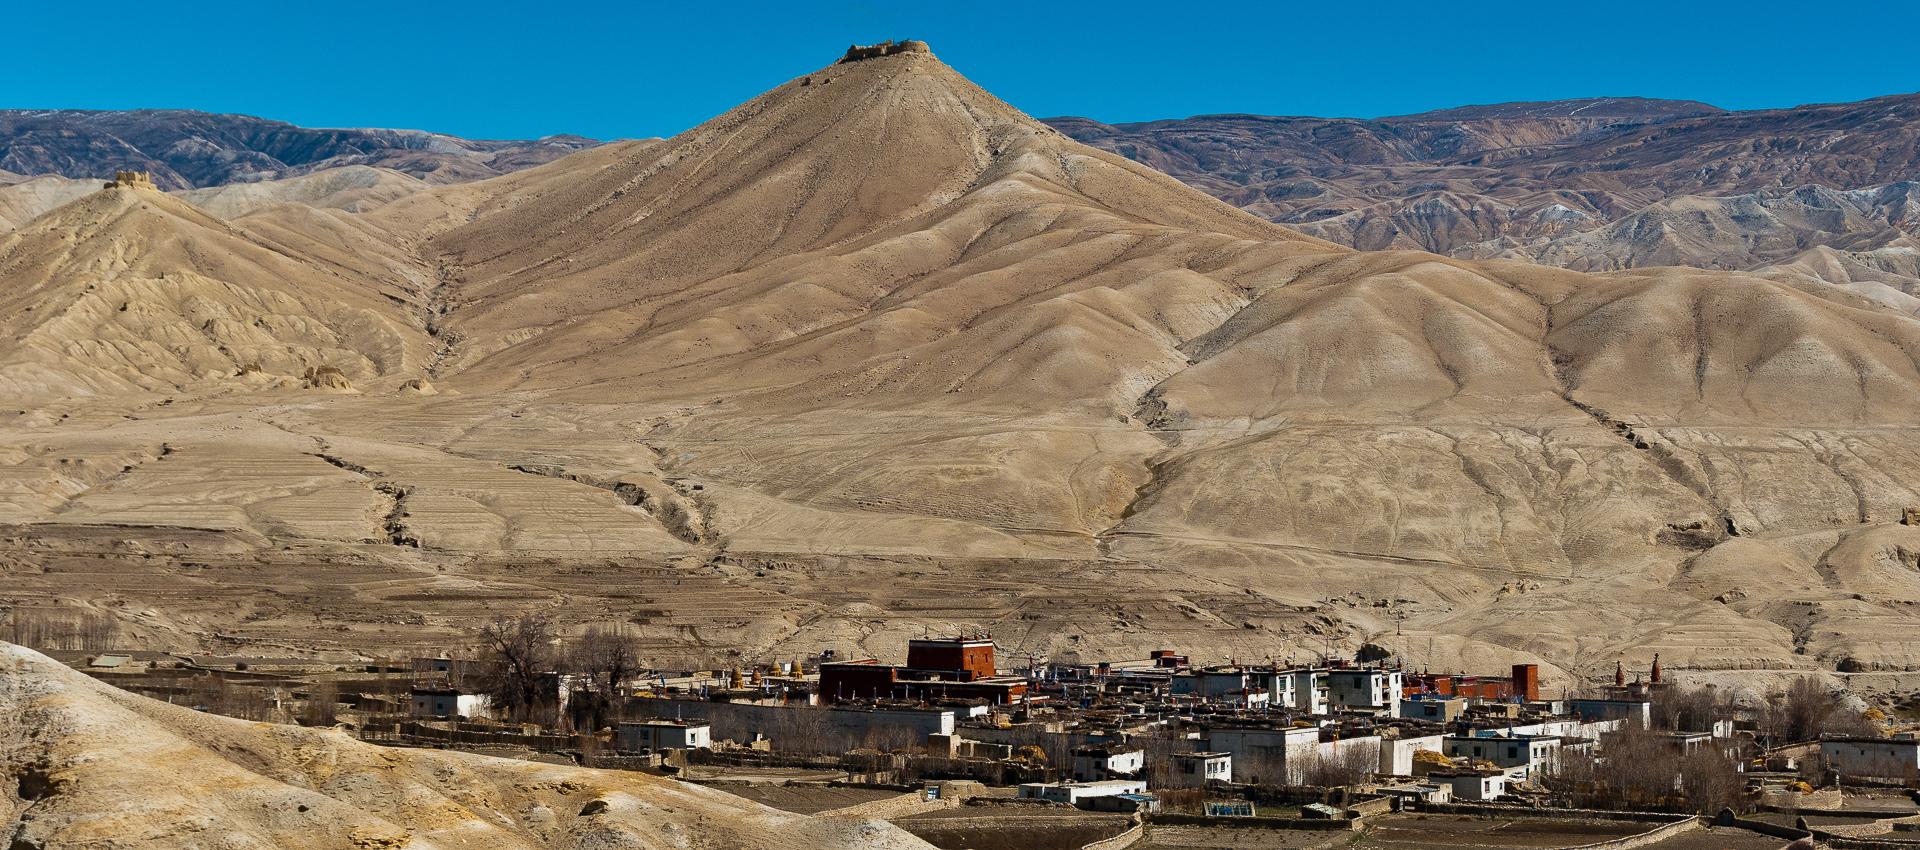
[40,625,1920,850]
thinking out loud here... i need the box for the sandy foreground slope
[0,642,930,849]
[1,45,1919,692]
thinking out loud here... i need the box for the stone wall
[1414,802,1693,824]
[1556,817,1702,850]
[1080,822,1143,850]
[817,791,955,821]
[1145,813,1359,831]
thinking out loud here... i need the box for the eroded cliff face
[0,643,932,850]
[1048,94,1920,293]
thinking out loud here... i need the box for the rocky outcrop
[301,365,355,391]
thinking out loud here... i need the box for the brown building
[818,636,1026,705]
[906,637,997,679]
[1406,663,1540,702]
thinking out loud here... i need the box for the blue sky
[12,1,1919,140]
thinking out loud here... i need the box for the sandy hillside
[1,45,1919,689]
[0,642,929,849]
[0,180,432,402]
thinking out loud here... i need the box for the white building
[1205,726,1321,783]
[1165,751,1233,787]
[1279,668,1330,714]
[1379,733,1448,776]
[1327,668,1402,716]
[1434,770,1507,801]
[456,693,491,719]
[616,719,713,751]
[1443,733,1567,779]
[1071,745,1145,782]
[1821,734,1920,780]
[1569,698,1652,728]
[1018,779,1149,807]
[1173,668,1270,708]
[1399,697,1465,722]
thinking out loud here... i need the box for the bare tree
[1138,731,1191,789]
[765,704,838,755]
[477,613,558,725]
[1652,685,1730,733]
[1005,727,1076,781]
[1542,726,1748,814]
[569,624,641,730]
[1758,679,1877,746]
[573,624,640,695]
[861,723,925,754]
[1298,741,1377,789]
[1677,749,1744,814]
[302,682,339,726]
[4,607,121,651]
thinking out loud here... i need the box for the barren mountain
[0,109,598,188]
[0,642,929,849]
[0,171,95,231]
[0,167,454,235]
[3,45,1920,694]
[1048,93,1920,274]
[0,177,431,401]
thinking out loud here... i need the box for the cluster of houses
[59,633,1920,813]
[389,635,1819,811]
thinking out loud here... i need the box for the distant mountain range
[1045,92,1920,303]
[5,96,1913,296]
[0,109,598,188]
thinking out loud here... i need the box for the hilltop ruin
[103,170,157,190]
[839,40,930,63]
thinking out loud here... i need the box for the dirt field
[1632,827,1794,850]
[895,809,1134,850]
[1353,814,1648,849]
